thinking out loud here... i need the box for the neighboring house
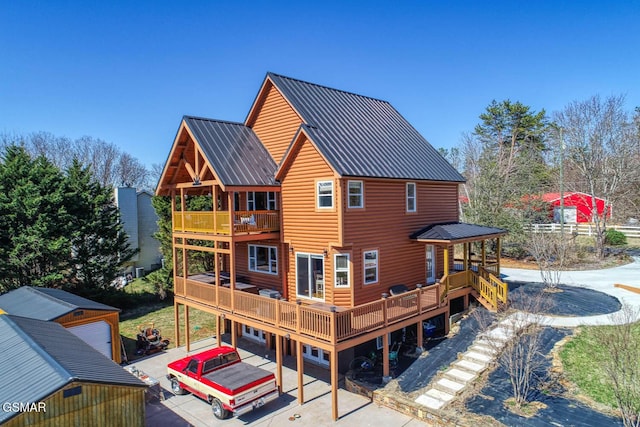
[0,313,145,427]
[114,187,162,275]
[0,286,123,363]
[156,72,508,420]
[542,192,612,223]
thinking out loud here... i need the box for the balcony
[174,276,444,345]
[173,210,279,235]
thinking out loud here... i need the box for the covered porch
[411,222,509,312]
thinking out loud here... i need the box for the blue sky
[1,1,639,169]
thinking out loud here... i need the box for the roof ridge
[183,115,249,127]
[267,72,391,104]
[27,286,77,312]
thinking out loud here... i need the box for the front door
[426,245,436,284]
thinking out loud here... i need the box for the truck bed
[203,362,272,392]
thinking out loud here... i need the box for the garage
[68,321,113,359]
[0,286,123,363]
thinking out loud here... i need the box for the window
[406,182,416,212]
[317,181,334,208]
[334,254,350,287]
[347,180,363,208]
[249,245,277,274]
[363,250,378,284]
[247,191,277,211]
[296,253,325,299]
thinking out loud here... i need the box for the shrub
[605,229,627,246]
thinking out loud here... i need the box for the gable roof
[265,73,465,182]
[410,222,507,243]
[184,116,278,187]
[0,315,144,423]
[0,286,118,321]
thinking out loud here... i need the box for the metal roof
[0,286,118,321]
[410,222,507,242]
[267,73,465,182]
[184,116,278,187]
[0,315,144,423]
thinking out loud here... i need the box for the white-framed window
[363,250,378,285]
[248,245,278,274]
[347,180,363,208]
[302,344,330,367]
[334,254,350,288]
[247,191,277,211]
[406,182,416,212]
[376,333,391,350]
[317,181,334,209]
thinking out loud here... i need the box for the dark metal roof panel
[410,222,507,241]
[268,73,465,182]
[184,116,278,187]
[0,287,117,321]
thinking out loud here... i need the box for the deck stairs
[414,314,529,412]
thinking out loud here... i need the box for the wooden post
[463,242,469,271]
[417,319,423,350]
[231,320,237,348]
[185,305,190,352]
[215,315,221,347]
[382,332,389,378]
[296,340,304,404]
[174,301,180,348]
[496,237,502,274]
[330,349,339,421]
[481,240,486,267]
[276,334,283,393]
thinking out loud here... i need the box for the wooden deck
[174,277,444,345]
[173,210,279,235]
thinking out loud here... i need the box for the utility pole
[559,128,565,235]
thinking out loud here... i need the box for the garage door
[68,321,112,359]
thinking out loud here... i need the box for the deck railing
[175,276,443,344]
[173,210,279,234]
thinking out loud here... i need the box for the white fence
[528,223,640,238]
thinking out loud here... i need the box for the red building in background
[543,192,611,223]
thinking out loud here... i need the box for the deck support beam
[330,349,339,421]
[174,301,180,347]
[185,305,190,352]
[215,315,222,347]
[382,332,389,378]
[296,340,304,405]
[276,334,283,393]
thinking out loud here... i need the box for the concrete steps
[414,313,531,412]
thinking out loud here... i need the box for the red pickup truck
[167,346,279,419]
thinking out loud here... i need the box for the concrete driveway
[131,337,425,427]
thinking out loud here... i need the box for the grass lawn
[560,322,640,409]
[119,279,218,362]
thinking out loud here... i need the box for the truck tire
[211,398,229,420]
[170,378,187,395]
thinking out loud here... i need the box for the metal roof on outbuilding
[0,315,144,423]
[410,222,507,243]
[0,286,119,321]
[267,73,465,183]
[184,116,278,187]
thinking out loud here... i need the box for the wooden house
[156,73,508,420]
[0,314,146,427]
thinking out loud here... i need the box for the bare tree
[527,232,570,289]
[591,305,640,427]
[554,95,640,258]
[115,152,149,188]
[474,291,551,411]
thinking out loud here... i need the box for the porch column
[481,241,486,267]
[185,305,190,352]
[330,349,339,421]
[463,242,469,271]
[443,247,449,276]
[174,301,180,347]
[276,334,283,393]
[496,237,502,274]
[382,332,390,378]
[416,319,423,350]
[231,320,237,348]
[296,340,304,404]
[215,314,222,347]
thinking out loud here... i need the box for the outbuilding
[0,286,122,363]
[543,192,612,223]
[0,314,146,427]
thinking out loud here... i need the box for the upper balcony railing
[173,210,280,235]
